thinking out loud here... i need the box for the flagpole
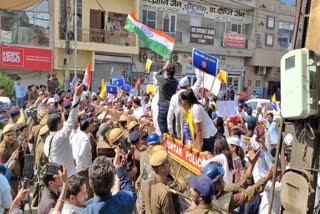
[74,0,78,79]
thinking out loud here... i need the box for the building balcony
[0,10,49,47]
[59,27,136,47]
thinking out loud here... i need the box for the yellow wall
[53,48,94,71]
[53,0,139,54]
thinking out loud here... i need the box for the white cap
[257,103,263,109]
[284,133,293,146]
[47,98,55,104]
[227,136,241,147]
[250,134,260,150]
[179,76,189,87]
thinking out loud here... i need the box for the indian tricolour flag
[125,12,175,59]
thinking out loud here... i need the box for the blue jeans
[16,97,25,108]
[202,134,217,154]
[158,106,169,134]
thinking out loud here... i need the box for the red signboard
[0,45,52,71]
[223,33,246,48]
[165,138,203,174]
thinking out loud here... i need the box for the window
[278,21,294,51]
[163,13,177,32]
[256,80,260,86]
[215,21,226,39]
[142,10,156,29]
[265,34,274,46]
[248,80,252,86]
[231,23,242,34]
[267,16,275,29]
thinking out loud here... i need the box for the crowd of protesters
[0,60,288,214]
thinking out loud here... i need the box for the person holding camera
[39,164,68,214]
[78,145,137,214]
[44,83,84,178]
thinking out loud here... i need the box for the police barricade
[164,137,203,208]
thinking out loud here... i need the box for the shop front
[0,45,52,87]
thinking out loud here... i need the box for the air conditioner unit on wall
[257,66,266,75]
[171,54,180,64]
[156,54,165,62]
[140,51,148,62]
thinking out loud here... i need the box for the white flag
[202,73,221,96]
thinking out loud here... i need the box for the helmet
[106,128,124,145]
[211,101,217,110]
[149,145,166,156]
[202,164,224,182]
[97,122,112,137]
[127,121,139,131]
[119,115,129,122]
[146,133,160,146]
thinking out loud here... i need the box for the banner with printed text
[141,0,247,23]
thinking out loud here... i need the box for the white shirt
[250,94,259,99]
[133,106,145,118]
[152,93,161,136]
[192,104,217,139]
[259,181,281,214]
[237,111,247,118]
[167,68,203,134]
[202,154,233,185]
[44,96,80,177]
[0,174,12,212]
[70,130,92,172]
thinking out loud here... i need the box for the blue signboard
[112,76,124,86]
[254,87,263,97]
[192,48,219,76]
[106,83,118,95]
[121,83,132,93]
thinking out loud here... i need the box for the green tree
[0,74,14,98]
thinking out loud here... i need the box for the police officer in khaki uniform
[202,150,274,213]
[119,114,129,139]
[96,123,113,158]
[28,109,48,156]
[32,124,49,206]
[0,123,21,197]
[185,175,222,214]
[140,147,186,214]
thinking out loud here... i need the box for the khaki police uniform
[141,175,176,214]
[32,125,49,207]
[140,148,186,214]
[184,204,222,214]
[213,173,269,213]
[0,124,21,197]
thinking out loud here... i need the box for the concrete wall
[53,0,139,54]
[1,68,49,89]
[247,0,297,67]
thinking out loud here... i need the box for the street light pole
[74,0,77,78]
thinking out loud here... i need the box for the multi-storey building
[134,0,256,95]
[0,1,51,87]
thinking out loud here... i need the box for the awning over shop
[0,0,42,10]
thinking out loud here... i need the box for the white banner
[141,0,247,23]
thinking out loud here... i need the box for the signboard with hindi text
[223,33,246,48]
[190,26,214,45]
[165,138,202,175]
[141,0,247,23]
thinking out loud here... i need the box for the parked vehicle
[245,98,280,120]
